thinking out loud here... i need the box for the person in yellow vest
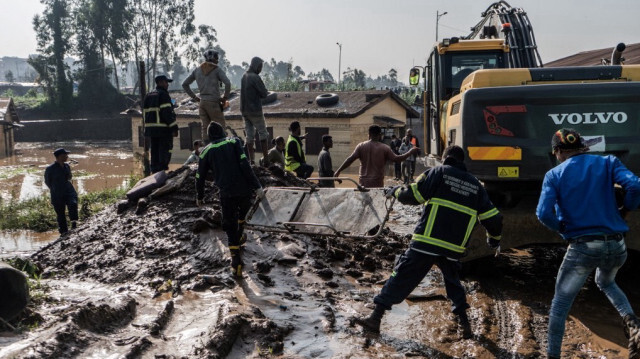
[285,121,313,179]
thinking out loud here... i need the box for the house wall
[131,98,408,172]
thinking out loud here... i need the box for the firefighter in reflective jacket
[143,74,178,173]
[195,122,264,277]
[353,145,503,339]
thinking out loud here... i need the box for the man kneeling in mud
[195,122,264,277]
[353,145,503,339]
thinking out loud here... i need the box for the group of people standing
[390,129,420,184]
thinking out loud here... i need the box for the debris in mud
[2,164,638,358]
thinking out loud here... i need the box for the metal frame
[245,178,395,240]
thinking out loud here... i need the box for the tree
[342,67,367,89]
[388,68,398,87]
[128,0,198,89]
[4,70,14,83]
[30,0,74,110]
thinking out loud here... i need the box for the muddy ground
[0,165,638,358]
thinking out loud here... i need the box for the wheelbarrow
[245,177,395,239]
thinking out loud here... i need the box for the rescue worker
[195,122,263,277]
[240,56,270,166]
[44,148,78,235]
[182,49,231,142]
[353,145,503,339]
[536,128,640,359]
[285,121,313,179]
[143,74,178,173]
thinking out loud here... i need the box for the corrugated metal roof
[545,43,640,67]
[171,90,419,119]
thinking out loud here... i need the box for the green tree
[342,67,367,89]
[4,70,14,83]
[30,0,74,110]
[128,0,198,88]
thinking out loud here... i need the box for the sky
[1,0,638,82]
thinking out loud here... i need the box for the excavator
[409,1,640,259]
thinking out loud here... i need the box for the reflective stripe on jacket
[143,87,177,137]
[394,158,502,259]
[285,135,305,171]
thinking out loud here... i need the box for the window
[305,127,329,155]
[179,122,202,150]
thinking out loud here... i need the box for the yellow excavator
[410,1,640,259]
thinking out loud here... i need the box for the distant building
[0,98,21,158]
[128,90,419,166]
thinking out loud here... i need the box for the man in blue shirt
[536,128,640,359]
[44,148,78,235]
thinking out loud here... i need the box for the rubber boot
[230,249,243,278]
[457,311,473,339]
[547,355,560,359]
[71,221,77,230]
[354,304,385,333]
[623,314,640,359]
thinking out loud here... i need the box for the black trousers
[394,162,402,179]
[374,248,470,315]
[294,163,314,179]
[220,195,253,248]
[52,195,78,234]
[150,136,173,173]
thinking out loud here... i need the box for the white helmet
[204,49,219,62]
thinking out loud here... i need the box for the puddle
[0,141,137,203]
[0,230,58,258]
[0,141,138,258]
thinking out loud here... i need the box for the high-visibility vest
[285,135,304,171]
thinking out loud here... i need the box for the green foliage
[1,89,15,98]
[4,70,15,83]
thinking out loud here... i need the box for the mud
[0,165,638,358]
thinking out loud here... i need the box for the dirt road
[0,166,636,358]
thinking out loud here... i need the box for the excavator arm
[465,1,543,68]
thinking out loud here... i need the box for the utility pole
[336,42,342,90]
[436,10,448,41]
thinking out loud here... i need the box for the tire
[261,91,278,105]
[316,93,339,107]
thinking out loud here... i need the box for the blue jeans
[547,237,634,357]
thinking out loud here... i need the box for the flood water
[0,141,138,256]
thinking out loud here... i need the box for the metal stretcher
[245,178,395,239]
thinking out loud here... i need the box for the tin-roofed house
[130,90,419,167]
[0,97,21,158]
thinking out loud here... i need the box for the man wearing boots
[536,128,640,359]
[354,145,503,339]
[195,122,263,277]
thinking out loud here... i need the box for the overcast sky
[1,0,637,82]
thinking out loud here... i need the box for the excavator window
[442,51,505,99]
